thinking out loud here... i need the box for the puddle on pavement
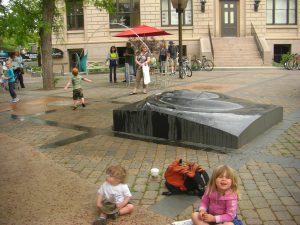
[173,83,239,92]
[0,96,71,115]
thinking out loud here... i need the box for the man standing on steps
[167,41,178,75]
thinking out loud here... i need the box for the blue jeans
[8,82,16,99]
[125,63,134,81]
[109,65,117,82]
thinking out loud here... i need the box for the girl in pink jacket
[191,165,243,225]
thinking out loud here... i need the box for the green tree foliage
[0,0,114,89]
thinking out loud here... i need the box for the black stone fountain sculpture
[113,90,283,149]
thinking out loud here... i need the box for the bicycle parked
[284,53,300,70]
[191,55,214,71]
[178,56,192,79]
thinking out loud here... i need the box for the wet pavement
[0,69,300,225]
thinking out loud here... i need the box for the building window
[161,0,192,26]
[66,0,84,30]
[267,0,296,24]
[110,0,140,28]
[273,44,291,62]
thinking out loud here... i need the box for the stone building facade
[53,0,300,72]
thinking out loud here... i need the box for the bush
[280,53,293,64]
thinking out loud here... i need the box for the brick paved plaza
[0,68,299,225]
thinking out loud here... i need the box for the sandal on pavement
[93,217,106,225]
[130,92,137,95]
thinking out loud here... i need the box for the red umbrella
[114,25,172,37]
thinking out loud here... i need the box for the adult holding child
[130,44,150,95]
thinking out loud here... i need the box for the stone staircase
[212,37,264,67]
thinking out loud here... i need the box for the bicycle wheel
[286,58,295,70]
[186,65,192,77]
[179,66,186,79]
[191,61,200,71]
[203,60,214,71]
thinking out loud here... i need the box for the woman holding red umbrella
[130,45,150,95]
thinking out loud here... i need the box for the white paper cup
[150,168,159,177]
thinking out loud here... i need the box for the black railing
[208,24,214,60]
[251,23,264,61]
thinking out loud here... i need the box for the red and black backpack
[163,159,209,197]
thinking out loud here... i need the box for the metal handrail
[251,23,264,61]
[208,24,214,60]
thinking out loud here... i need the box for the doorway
[221,0,238,37]
[68,48,84,71]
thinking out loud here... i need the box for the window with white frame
[161,0,192,26]
[110,0,140,28]
[66,0,84,30]
[267,0,297,24]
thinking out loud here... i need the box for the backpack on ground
[162,159,209,197]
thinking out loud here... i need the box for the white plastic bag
[171,219,193,225]
[143,64,150,85]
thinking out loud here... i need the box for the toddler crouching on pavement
[93,165,134,225]
[64,67,92,110]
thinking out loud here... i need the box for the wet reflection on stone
[113,90,283,149]
[10,113,110,149]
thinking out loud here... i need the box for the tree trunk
[40,0,55,90]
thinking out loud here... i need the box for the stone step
[212,37,263,67]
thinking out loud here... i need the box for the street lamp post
[171,0,188,78]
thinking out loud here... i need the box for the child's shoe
[93,217,106,225]
[109,211,119,220]
[73,105,78,110]
[82,103,85,107]
[11,98,19,103]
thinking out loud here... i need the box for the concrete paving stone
[294,215,300,225]
[133,184,146,192]
[244,183,258,190]
[147,182,160,191]
[286,205,300,216]
[135,177,148,185]
[279,221,298,225]
[274,211,292,221]
[266,199,282,206]
[247,190,263,197]
[280,196,298,206]
[239,172,254,180]
[258,185,274,193]
[143,191,159,199]
[251,197,269,209]
[245,219,263,225]
[257,208,276,221]
[239,200,255,210]
[263,221,279,225]
[268,179,284,188]
[274,188,292,197]
[262,192,279,200]
[264,173,279,180]
[131,192,143,200]
[270,205,287,211]
[290,174,300,182]
[140,198,156,205]
[241,209,259,219]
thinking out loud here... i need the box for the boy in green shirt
[64,67,92,110]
